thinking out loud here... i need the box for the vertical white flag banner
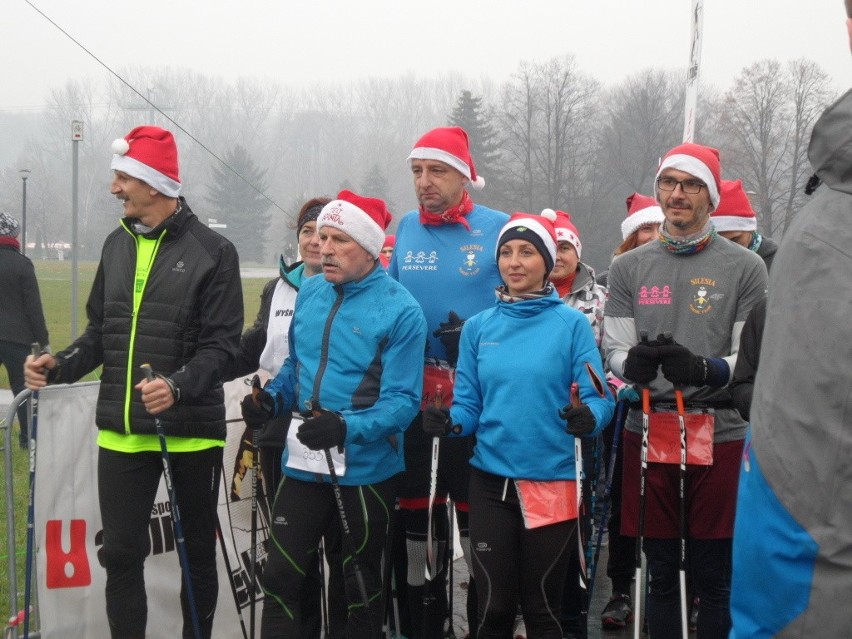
[683,0,704,143]
[32,379,266,638]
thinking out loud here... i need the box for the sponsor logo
[172,260,186,273]
[274,309,294,318]
[475,541,491,552]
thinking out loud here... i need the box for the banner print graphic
[31,379,270,638]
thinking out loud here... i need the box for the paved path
[448,542,638,639]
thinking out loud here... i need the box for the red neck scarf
[551,270,577,299]
[0,236,21,251]
[419,191,474,231]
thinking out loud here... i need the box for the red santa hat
[496,210,558,273]
[711,179,757,232]
[543,208,582,259]
[317,190,392,259]
[655,142,722,208]
[622,193,665,240]
[407,126,485,190]
[110,126,181,197]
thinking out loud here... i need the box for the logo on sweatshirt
[459,243,484,277]
[689,277,724,314]
[637,284,671,305]
[401,249,438,271]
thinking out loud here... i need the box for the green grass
[0,260,268,621]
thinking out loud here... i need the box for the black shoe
[601,593,633,629]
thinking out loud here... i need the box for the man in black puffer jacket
[25,126,243,639]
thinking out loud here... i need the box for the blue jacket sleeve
[449,317,483,436]
[571,317,615,435]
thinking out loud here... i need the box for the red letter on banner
[45,519,92,588]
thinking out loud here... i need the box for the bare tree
[715,59,834,238]
[598,68,684,196]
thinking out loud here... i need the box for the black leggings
[98,446,222,639]
[261,473,399,639]
[468,467,575,639]
[645,537,732,639]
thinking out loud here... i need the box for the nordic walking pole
[634,331,651,639]
[214,515,249,639]
[141,364,203,639]
[307,400,371,609]
[674,384,690,639]
[444,498,457,639]
[319,539,330,639]
[23,342,40,639]
[570,382,589,638]
[425,384,443,581]
[249,375,262,639]
[588,398,627,599]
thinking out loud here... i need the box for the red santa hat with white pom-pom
[622,193,665,240]
[317,190,393,259]
[544,208,583,259]
[711,180,758,232]
[110,126,181,197]
[407,126,485,190]
[496,209,558,273]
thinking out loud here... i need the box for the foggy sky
[2,0,850,112]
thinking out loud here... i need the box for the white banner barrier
[33,378,268,638]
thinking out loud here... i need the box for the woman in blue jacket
[424,211,614,638]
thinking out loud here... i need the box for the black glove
[623,342,662,385]
[559,404,597,437]
[241,390,275,429]
[658,341,729,387]
[297,410,347,451]
[422,406,452,436]
[433,311,465,367]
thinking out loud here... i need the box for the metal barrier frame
[4,389,36,638]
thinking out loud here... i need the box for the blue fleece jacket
[265,265,427,485]
[450,291,614,481]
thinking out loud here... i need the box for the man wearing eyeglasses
[603,142,767,639]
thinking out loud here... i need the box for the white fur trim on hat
[406,147,485,190]
[710,215,757,233]
[621,206,665,240]
[496,216,557,266]
[111,153,182,198]
[656,154,720,208]
[317,199,386,259]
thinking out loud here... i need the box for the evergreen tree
[205,145,271,263]
[448,90,502,205]
[360,163,394,212]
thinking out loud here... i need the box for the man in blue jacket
[388,126,508,638]
[242,190,427,639]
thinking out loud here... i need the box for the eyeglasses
[656,176,706,194]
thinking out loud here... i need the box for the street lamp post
[19,169,30,256]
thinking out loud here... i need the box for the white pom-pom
[471,175,485,190]
[112,138,130,155]
[540,208,557,222]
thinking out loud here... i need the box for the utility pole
[71,121,83,339]
[19,169,30,256]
